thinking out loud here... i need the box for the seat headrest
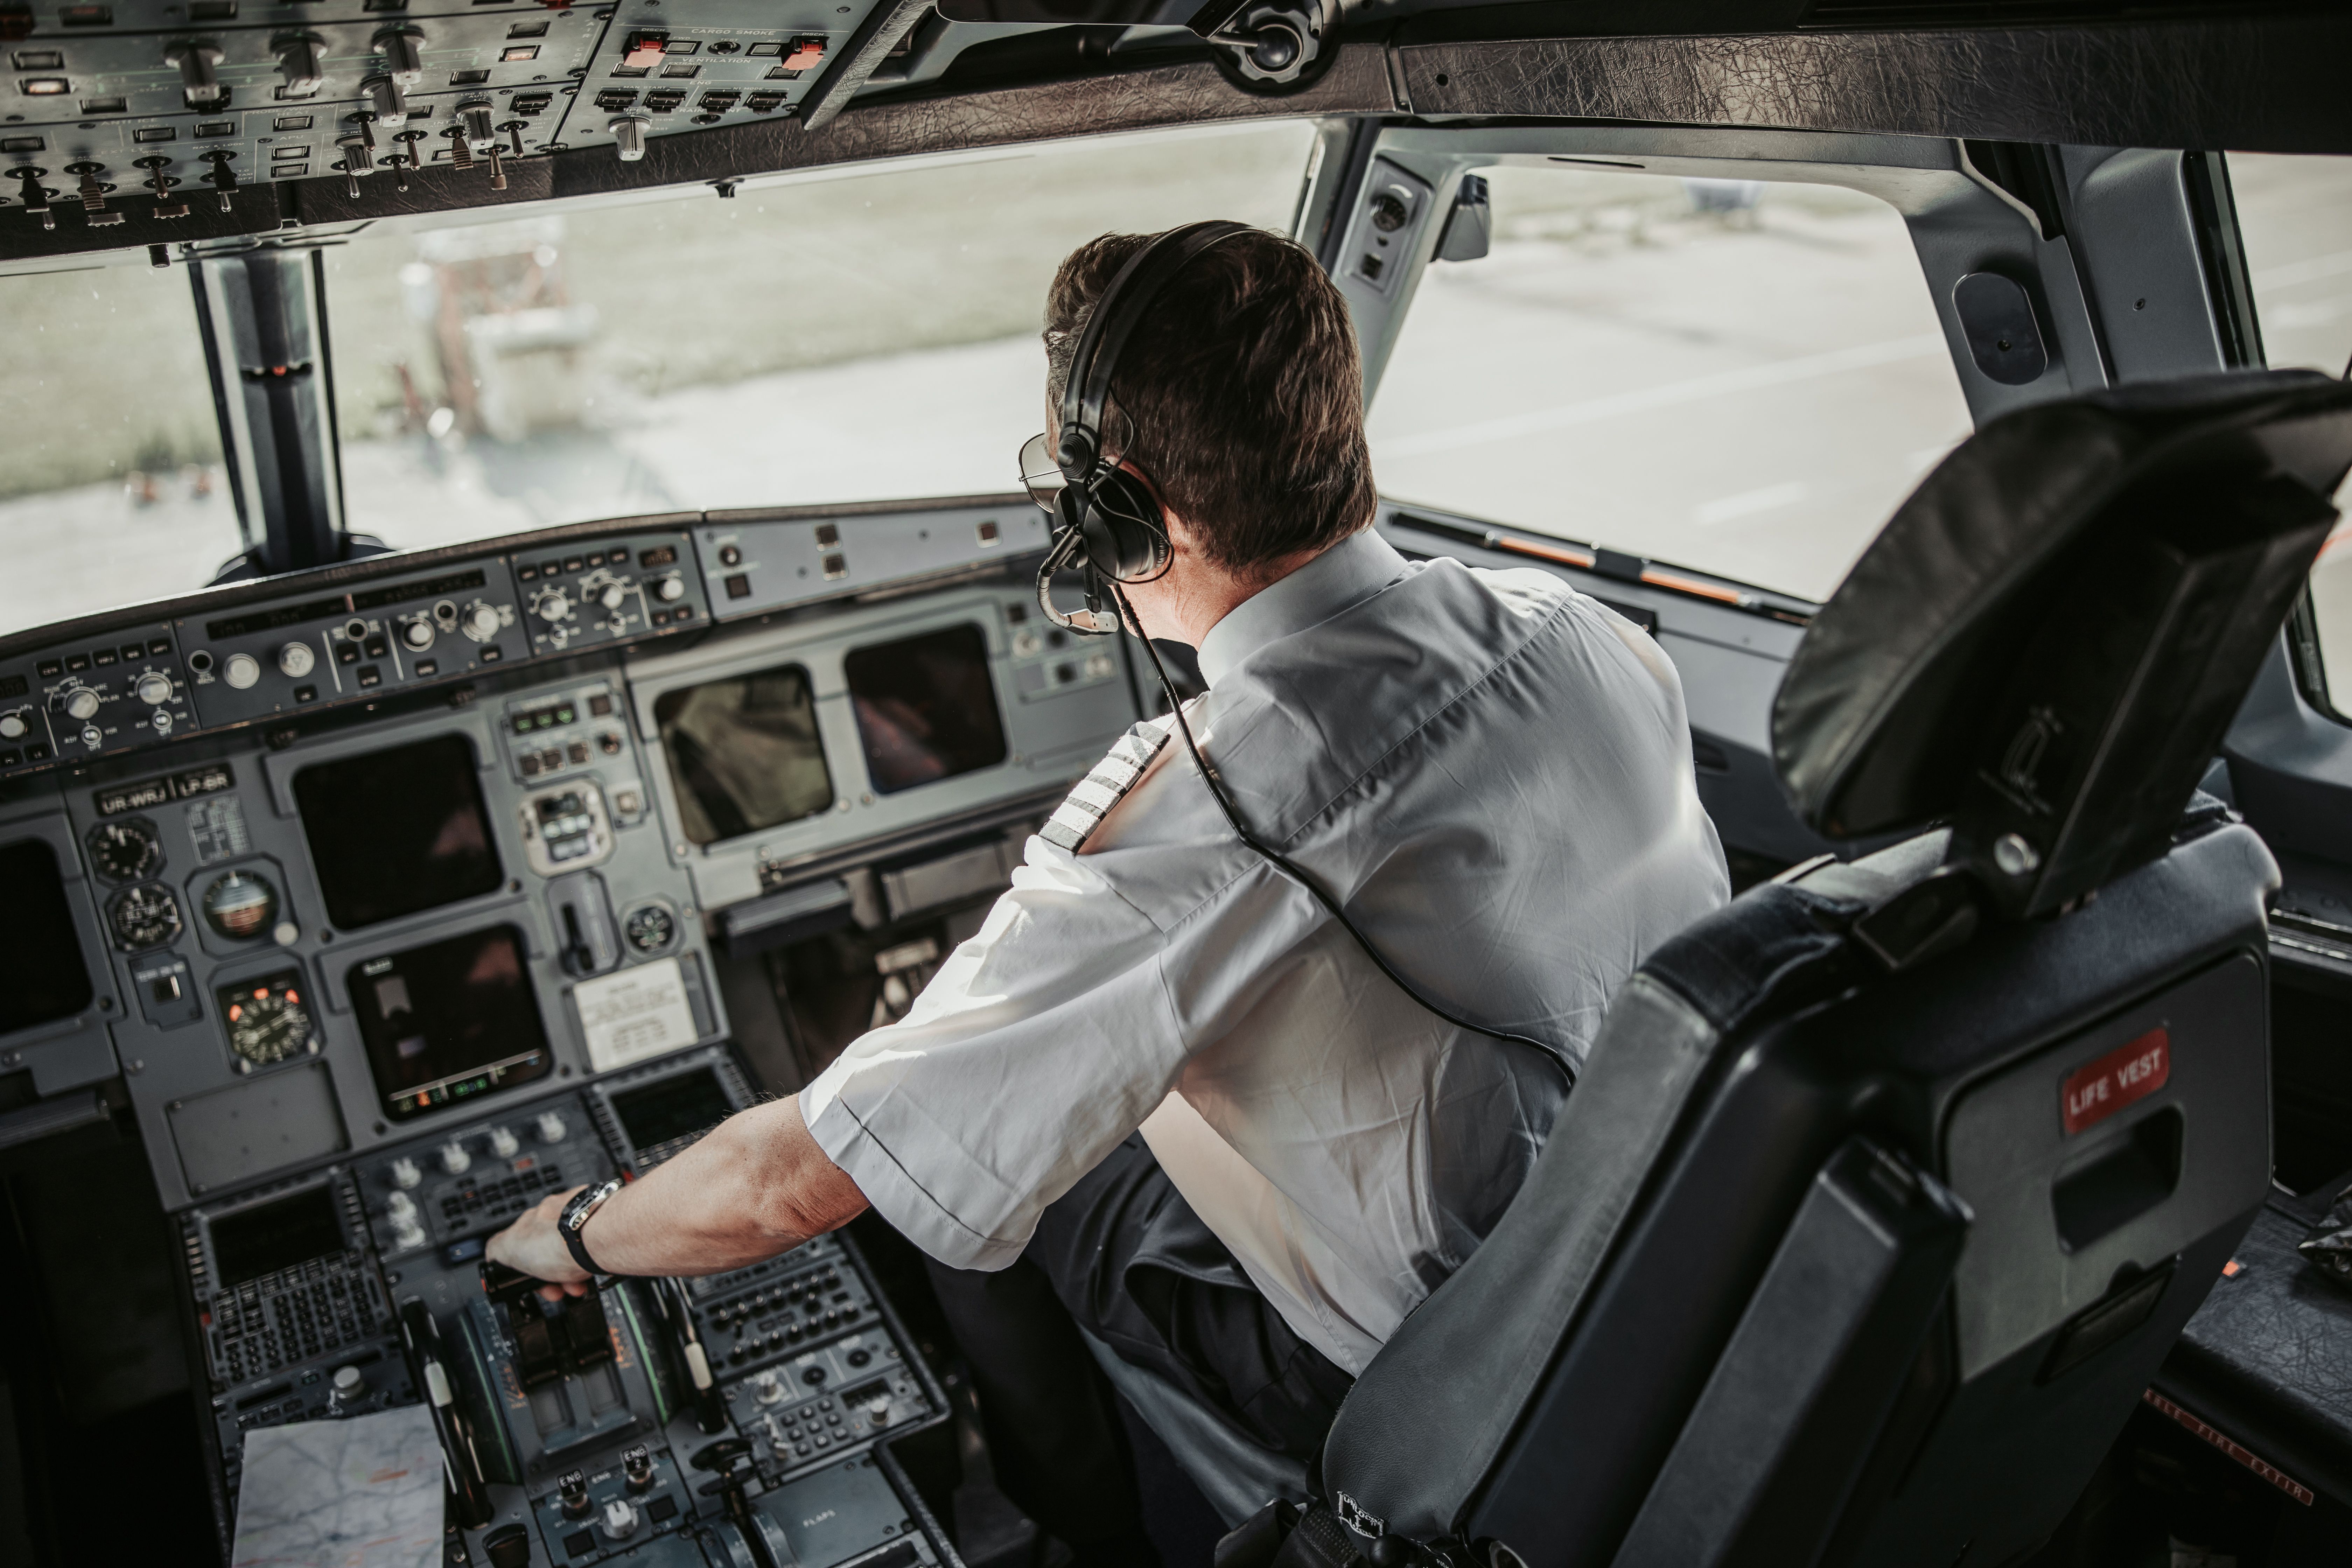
[1773,369,2352,918]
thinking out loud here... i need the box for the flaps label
[2062,1027,2169,1135]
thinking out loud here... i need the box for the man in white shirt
[491,225,1728,1562]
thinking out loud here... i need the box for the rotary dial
[86,817,163,883]
[222,974,316,1068]
[107,883,183,952]
[623,903,675,954]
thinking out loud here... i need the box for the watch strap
[560,1179,622,1278]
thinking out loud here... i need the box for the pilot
[491,225,1729,1562]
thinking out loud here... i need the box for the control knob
[278,641,315,678]
[437,1140,470,1175]
[385,1191,426,1250]
[0,712,24,740]
[63,687,99,722]
[223,653,260,690]
[752,1370,785,1405]
[487,1125,518,1158]
[388,1156,421,1190]
[536,589,573,623]
[135,671,174,706]
[277,32,326,96]
[330,1364,365,1402]
[656,575,685,602]
[463,603,502,641]
[598,583,626,613]
[401,620,434,652]
[600,1499,640,1541]
[536,1110,568,1143]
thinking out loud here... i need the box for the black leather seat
[1203,370,2352,1568]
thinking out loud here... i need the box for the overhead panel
[0,0,874,227]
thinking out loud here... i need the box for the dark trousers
[925,1136,1354,1558]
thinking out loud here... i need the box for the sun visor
[1773,369,2352,917]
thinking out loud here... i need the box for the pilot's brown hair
[1044,226,1376,574]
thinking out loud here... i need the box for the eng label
[2062,1027,2170,1135]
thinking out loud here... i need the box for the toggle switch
[497,119,526,159]
[442,122,475,173]
[65,162,121,228]
[335,133,371,198]
[198,149,239,212]
[166,40,227,109]
[133,156,188,219]
[9,166,52,230]
[276,32,325,96]
[609,115,648,163]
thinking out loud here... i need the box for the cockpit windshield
[322,121,1318,552]
[0,262,239,637]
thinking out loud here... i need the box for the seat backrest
[1315,370,2352,1568]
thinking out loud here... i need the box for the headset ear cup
[1080,469,1171,581]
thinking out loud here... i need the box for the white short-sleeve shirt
[802,528,1729,1373]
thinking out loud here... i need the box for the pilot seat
[1099,368,2352,1568]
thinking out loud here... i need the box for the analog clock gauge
[219,973,317,1069]
[107,883,182,952]
[86,817,163,883]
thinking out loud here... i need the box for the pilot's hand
[486,1186,595,1301]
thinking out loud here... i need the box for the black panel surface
[208,1185,346,1289]
[350,924,552,1119]
[0,837,96,1032]
[845,623,1008,795]
[294,733,504,930]
[654,663,834,846]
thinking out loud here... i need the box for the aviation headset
[1032,220,1577,1092]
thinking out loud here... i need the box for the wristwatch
[559,1177,625,1278]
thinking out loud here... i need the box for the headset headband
[1056,219,1252,482]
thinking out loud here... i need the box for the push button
[357,665,382,688]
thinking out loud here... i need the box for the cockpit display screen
[294,734,503,930]
[350,924,551,1120]
[654,664,834,846]
[0,839,92,1035]
[610,1068,732,1152]
[844,624,1007,794]
[210,1185,345,1288]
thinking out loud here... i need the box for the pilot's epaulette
[1040,713,1180,852]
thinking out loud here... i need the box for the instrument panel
[0,495,1132,1567]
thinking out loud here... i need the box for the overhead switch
[276,33,325,96]
[374,27,424,85]
[621,31,667,69]
[784,37,826,71]
[166,41,226,108]
[363,74,408,124]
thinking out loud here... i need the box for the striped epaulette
[1039,712,1180,852]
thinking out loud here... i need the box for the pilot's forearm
[490,1094,867,1287]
